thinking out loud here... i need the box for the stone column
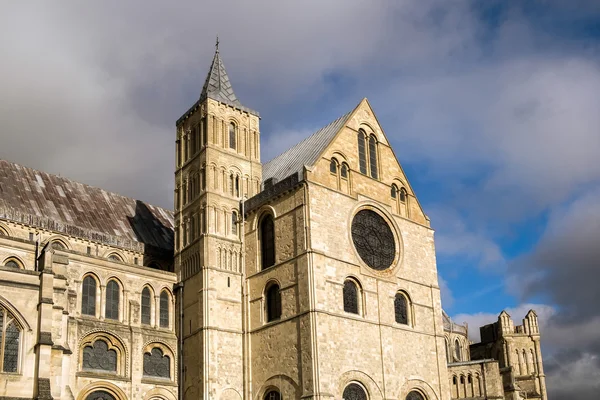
[99,284,106,319]
[34,250,55,400]
[534,339,548,400]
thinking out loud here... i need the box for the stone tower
[174,43,262,400]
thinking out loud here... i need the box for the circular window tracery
[351,209,396,271]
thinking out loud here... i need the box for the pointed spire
[200,42,241,107]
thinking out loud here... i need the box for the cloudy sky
[1,1,599,398]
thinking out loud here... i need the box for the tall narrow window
[0,307,22,373]
[82,275,97,316]
[105,280,120,320]
[358,131,367,174]
[232,212,238,235]
[202,117,208,146]
[341,163,348,179]
[235,176,240,197]
[394,292,408,325]
[455,340,461,361]
[159,291,169,328]
[265,283,282,322]
[343,383,367,400]
[343,279,359,314]
[176,140,182,166]
[368,135,378,179]
[330,158,338,174]
[260,215,275,269]
[141,287,151,325]
[229,123,236,150]
[391,184,398,199]
[400,188,407,202]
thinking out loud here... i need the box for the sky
[1,1,599,398]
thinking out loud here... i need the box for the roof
[262,111,353,184]
[0,160,174,252]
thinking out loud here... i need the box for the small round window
[351,209,396,271]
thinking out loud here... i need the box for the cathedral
[0,45,547,400]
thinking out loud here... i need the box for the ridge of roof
[0,160,174,252]
[262,110,353,184]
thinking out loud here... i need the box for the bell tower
[174,41,261,400]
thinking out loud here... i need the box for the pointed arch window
[229,123,236,150]
[394,292,409,325]
[4,259,21,269]
[368,135,378,179]
[358,130,367,174]
[105,280,120,320]
[343,279,360,315]
[0,306,22,372]
[82,275,97,316]
[260,215,275,270]
[343,382,367,400]
[141,287,152,325]
[143,347,170,378]
[159,291,169,328]
[265,283,281,322]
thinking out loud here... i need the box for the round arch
[337,370,383,400]
[143,388,177,400]
[44,235,70,250]
[255,374,300,400]
[77,381,127,400]
[398,379,439,400]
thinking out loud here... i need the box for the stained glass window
[266,284,281,322]
[82,340,117,372]
[264,390,281,400]
[343,280,359,314]
[260,215,275,270]
[4,260,20,269]
[358,131,367,174]
[368,135,378,179]
[159,291,169,328]
[85,391,116,400]
[141,287,151,325]
[394,293,408,325]
[82,276,97,316]
[351,210,396,271]
[343,383,367,400]
[2,318,20,372]
[406,391,425,400]
[143,348,170,378]
[105,280,120,320]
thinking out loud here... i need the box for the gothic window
[82,340,117,372]
[343,382,367,400]
[351,209,396,271]
[341,163,349,179]
[81,275,97,316]
[229,123,236,150]
[105,280,120,320]
[330,158,338,174]
[159,291,169,328]
[232,212,238,235]
[51,240,65,250]
[107,254,122,262]
[265,283,281,322]
[406,391,425,400]
[0,306,21,373]
[455,339,461,361]
[368,135,378,179]
[260,215,275,270]
[394,292,409,325]
[358,130,367,174]
[143,347,170,378]
[4,259,20,269]
[141,287,152,325]
[264,390,281,400]
[391,184,398,199]
[86,391,116,400]
[343,279,359,315]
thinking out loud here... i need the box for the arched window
[232,212,238,235]
[4,259,21,269]
[260,215,275,270]
[391,184,398,199]
[357,131,367,174]
[368,135,378,179]
[86,391,116,400]
[235,176,240,197]
[394,292,409,325]
[455,339,461,361]
[406,390,425,400]
[107,254,122,262]
[81,275,97,316]
[105,280,120,320]
[264,390,281,400]
[141,287,152,325]
[159,291,169,328]
[343,382,367,400]
[229,122,236,150]
[51,240,65,250]
[82,340,117,372]
[341,163,349,179]
[343,279,359,315]
[143,347,170,378]
[265,283,281,322]
[330,158,338,174]
[0,306,22,372]
[400,188,407,202]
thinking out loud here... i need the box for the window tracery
[0,306,21,373]
[343,383,367,400]
[143,347,170,378]
[82,340,117,372]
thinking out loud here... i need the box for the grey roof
[200,48,241,107]
[262,111,353,184]
[0,160,174,252]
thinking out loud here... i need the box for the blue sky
[1,1,599,398]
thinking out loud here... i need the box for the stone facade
[0,45,548,400]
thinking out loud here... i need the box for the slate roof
[262,111,353,184]
[0,160,174,252]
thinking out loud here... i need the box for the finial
[216,35,219,52]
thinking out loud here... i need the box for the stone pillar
[534,339,548,400]
[155,295,161,328]
[99,284,106,319]
[34,250,55,400]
